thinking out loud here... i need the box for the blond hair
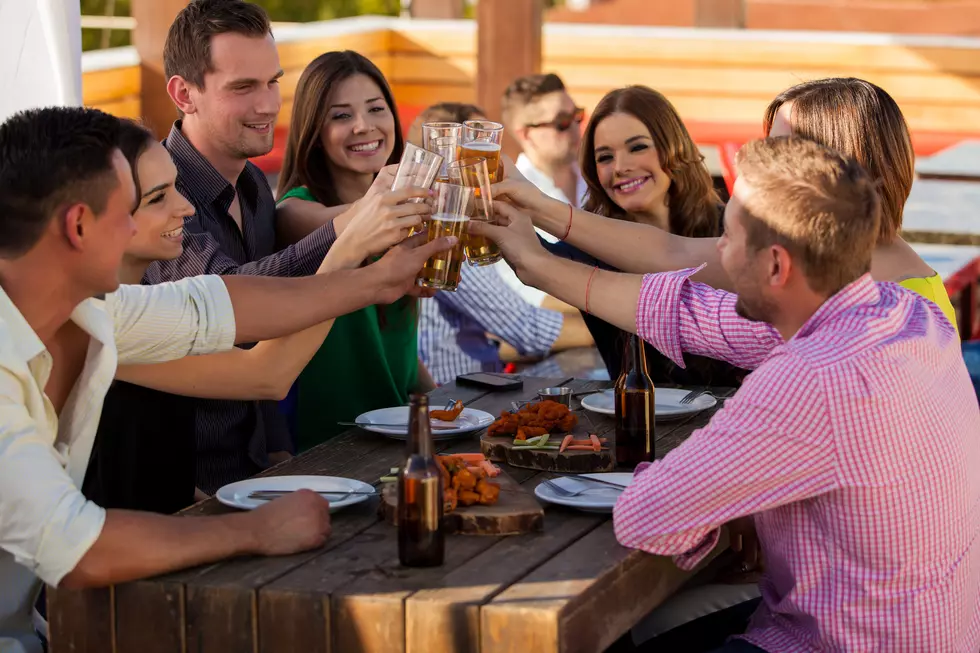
[736,136,881,294]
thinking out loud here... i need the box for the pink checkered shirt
[614,268,980,652]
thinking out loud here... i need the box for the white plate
[216,475,375,513]
[354,406,495,440]
[580,388,717,420]
[534,473,635,513]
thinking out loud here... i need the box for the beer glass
[461,120,503,182]
[391,142,444,196]
[448,157,501,266]
[417,182,474,292]
[422,122,462,182]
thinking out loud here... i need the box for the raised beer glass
[416,182,474,292]
[422,122,462,182]
[461,120,503,182]
[447,157,502,266]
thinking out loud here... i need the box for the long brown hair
[763,78,912,244]
[580,86,720,238]
[276,51,404,205]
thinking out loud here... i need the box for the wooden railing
[82,17,980,153]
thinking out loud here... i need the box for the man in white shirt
[0,106,452,652]
[498,73,589,307]
[501,73,587,226]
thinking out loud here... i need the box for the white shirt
[497,154,590,306]
[0,276,236,653]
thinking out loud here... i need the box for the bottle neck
[408,397,433,456]
[629,334,649,376]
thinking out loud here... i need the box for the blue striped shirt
[418,263,564,385]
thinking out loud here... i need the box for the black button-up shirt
[144,121,337,493]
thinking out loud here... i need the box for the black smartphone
[455,373,524,392]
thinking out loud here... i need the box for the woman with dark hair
[274,51,435,450]
[549,86,743,385]
[494,77,957,326]
[83,118,404,512]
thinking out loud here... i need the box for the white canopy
[0,0,82,123]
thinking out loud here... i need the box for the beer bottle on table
[398,394,445,567]
[614,334,655,468]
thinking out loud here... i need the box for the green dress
[278,186,419,450]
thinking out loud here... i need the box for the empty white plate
[534,473,634,513]
[216,475,375,513]
[580,388,717,421]
[353,406,495,440]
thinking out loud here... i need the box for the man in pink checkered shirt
[475,136,980,652]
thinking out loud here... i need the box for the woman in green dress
[276,51,435,450]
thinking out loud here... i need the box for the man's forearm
[223,267,382,344]
[60,509,256,589]
[520,252,644,335]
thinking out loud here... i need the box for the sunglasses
[525,107,585,133]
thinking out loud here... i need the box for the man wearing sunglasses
[501,73,587,242]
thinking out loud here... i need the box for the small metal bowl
[537,386,573,406]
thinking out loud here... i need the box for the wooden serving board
[480,433,616,473]
[380,467,543,535]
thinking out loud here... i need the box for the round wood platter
[480,434,616,473]
[379,467,543,536]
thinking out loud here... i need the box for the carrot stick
[559,434,574,453]
[590,433,602,452]
[449,453,488,464]
[566,445,596,451]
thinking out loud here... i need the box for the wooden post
[695,0,745,27]
[131,0,189,138]
[477,0,542,159]
[410,0,465,18]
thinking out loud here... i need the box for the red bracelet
[585,266,598,314]
[560,203,573,241]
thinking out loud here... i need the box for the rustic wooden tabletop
[47,377,733,653]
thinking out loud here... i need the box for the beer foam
[462,141,501,152]
[430,212,470,223]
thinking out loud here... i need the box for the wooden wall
[81,18,980,153]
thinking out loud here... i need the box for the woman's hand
[467,202,549,284]
[491,155,549,214]
[335,186,432,260]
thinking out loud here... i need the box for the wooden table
[47,378,732,653]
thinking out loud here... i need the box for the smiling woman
[273,51,435,452]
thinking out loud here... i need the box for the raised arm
[492,158,732,290]
[275,196,350,246]
[470,203,781,371]
[114,226,368,400]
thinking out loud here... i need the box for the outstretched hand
[491,155,546,212]
[371,232,455,303]
[336,185,432,261]
[467,202,549,284]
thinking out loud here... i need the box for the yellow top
[899,274,957,328]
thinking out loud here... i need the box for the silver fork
[680,388,712,405]
[541,478,623,498]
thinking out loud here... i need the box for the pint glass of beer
[448,157,501,266]
[461,120,503,182]
[416,182,475,292]
[422,122,462,182]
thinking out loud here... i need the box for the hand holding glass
[448,157,502,266]
[416,182,475,292]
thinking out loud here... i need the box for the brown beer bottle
[398,394,445,567]
[614,334,655,468]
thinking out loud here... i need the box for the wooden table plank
[405,478,604,653]
[480,522,728,653]
[47,587,114,653]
